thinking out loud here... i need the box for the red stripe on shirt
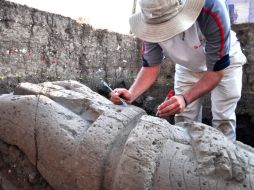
[202,8,225,58]
[141,41,145,56]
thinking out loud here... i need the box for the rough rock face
[0,80,253,190]
[1,0,254,146]
[0,140,53,190]
[0,0,176,114]
[0,0,142,94]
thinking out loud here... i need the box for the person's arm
[111,66,160,104]
[158,70,224,116]
[183,70,224,104]
[111,41,163,105]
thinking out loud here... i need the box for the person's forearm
[183,70,224,105]
[129,66,160,102]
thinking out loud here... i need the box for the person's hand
[157,95,186,117]
[110,88,132,105]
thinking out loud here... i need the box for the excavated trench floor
[0,140,53,190]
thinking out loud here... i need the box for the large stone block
[0,80,253,189]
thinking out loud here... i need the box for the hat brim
[129,0,205,43]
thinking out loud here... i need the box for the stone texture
[0,0,254,145]
[0,140,53,189]
[0,0,141,94]
[0,80,254,190]
[0,80,146,189]
[0,0,174,114]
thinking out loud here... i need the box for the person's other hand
[110,88,132,105]
[157,95,186,116]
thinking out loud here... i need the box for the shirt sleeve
[141,41,163,67]
[197,0,231,71]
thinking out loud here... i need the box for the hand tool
[102,80,128,107]
[156,89,174,116]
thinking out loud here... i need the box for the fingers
[159,104,181,116]
[158,102,180,116]
[110,95,123,105]
[157,96,186,116]
[110,90,122,105]
[110,88,131,105]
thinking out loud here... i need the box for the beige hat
[129,0,205,42]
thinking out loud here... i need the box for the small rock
[28,172,38,184]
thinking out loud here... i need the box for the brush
[102,80,128,107]
[156,89,174,116]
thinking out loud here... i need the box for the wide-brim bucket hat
[129,0,205,43]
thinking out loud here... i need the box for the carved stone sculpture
[0,80,253,190]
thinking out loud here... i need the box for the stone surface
[0,0,142,94]
[0,0,254,149]
[0,80,254,190]
[0,0,174,115]
[0,140,53,190]
[1,0,254,126]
